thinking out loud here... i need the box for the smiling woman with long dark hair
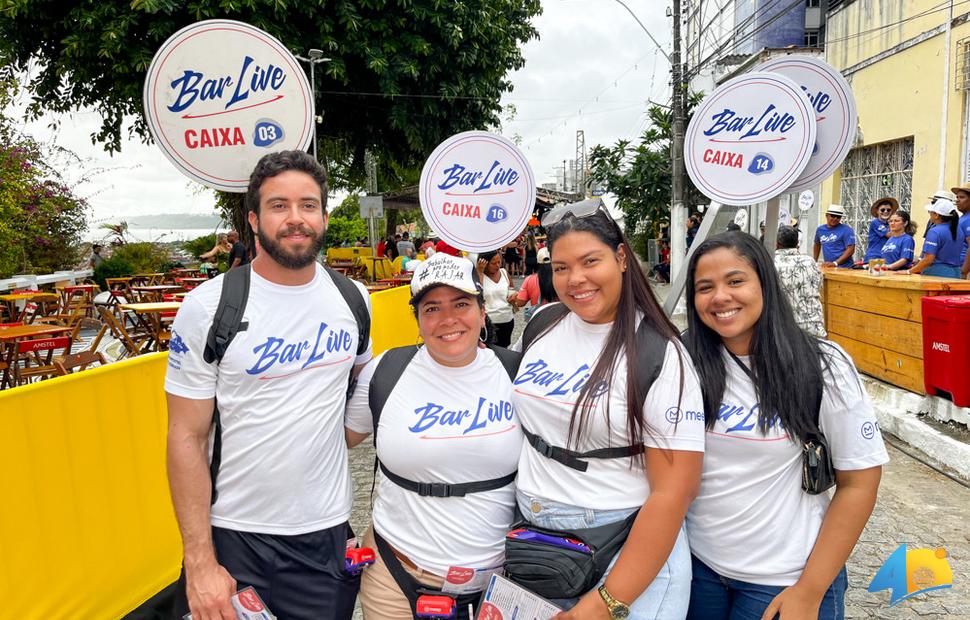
[507,199,705,619]
[682,232,888,620]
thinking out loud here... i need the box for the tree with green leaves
[0,0,541,191]
[588,93,705,257]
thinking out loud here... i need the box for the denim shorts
[687,554,847,620]
[922,263,962,278]
[516,491,691,620]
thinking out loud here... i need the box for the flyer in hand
[476,574,562,620]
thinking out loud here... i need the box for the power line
[826,0,970,46]
[315,89,644,104]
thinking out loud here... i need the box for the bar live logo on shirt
[143,19,313,192]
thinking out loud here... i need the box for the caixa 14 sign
[685,72,817,206]
[143,19,313,192]
[420,131,536,252]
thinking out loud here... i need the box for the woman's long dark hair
[938,212,959,240]
[536,263,557,303]
[543,211,684,458]
[683,232,825,443]
[895,210,917,236]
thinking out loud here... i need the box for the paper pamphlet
[182,586,276,620]
[476,574,562,620]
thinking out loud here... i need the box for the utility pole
[669,0,688,287]
[575,130,587,197]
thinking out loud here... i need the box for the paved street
[347,280,970,619]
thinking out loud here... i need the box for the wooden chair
[103,278,132,315]
[53,350,108,375]
[15,336,72,385]
[24,294,61,323]
[97,305,148,358]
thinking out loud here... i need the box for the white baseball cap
[537,247,551,264]
[410,252,481,303]
[926,198,958,217]
[929,189,957,202]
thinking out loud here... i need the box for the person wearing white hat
[952,183,970,278]
[929,189,957,203]
[812,204,856,268]
[345,252,522,619]
[908,199,966,278]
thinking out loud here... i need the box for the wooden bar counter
[821,269,970,393]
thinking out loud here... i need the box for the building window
[804,29,820,47]
[839,138,915,259]
[806,0,820,7]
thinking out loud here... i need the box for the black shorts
[173,522,360,620]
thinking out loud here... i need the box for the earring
[480,322,488,343]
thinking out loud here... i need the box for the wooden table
[0,323,73,389]
[120,302,181,351]
[821,270,970,393]
[177,277,208,289]
[130,285,184,302]
[0,292,55,323]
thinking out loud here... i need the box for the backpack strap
[520,315,668,472]
[520,302,569,353]
[324,265,371,357]
[203,265,251,364]
[201,266,251,506]
[378,463,516,498]
[368,345,421,444]
[487,343,521,381]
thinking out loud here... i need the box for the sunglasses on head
[541,199,615,228]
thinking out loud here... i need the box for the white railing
[0,270,94,292]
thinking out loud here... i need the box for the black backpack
[366,343,520,497]
[201,264,371,503]
[516,303,669,471]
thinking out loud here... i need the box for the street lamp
[295,48,332,160]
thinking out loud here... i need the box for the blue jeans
[516,492,691,620]
[923,263,962,278]
[687,555,847,620]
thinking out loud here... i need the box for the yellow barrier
[0,287,418,617]
[0,353,180,619]
[369,284,419,351]
[326,247,373,261]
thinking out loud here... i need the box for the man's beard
[257,222,327,269]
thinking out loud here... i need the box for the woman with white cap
[908,199,965,278]
[344,253,522,619]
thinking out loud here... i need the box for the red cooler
[922,295,970,406]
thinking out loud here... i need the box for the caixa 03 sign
[685,71,817,206]
[143,19,313,193]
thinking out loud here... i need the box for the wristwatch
[597,585,631,619]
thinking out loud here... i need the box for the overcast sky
[14,0,671,227]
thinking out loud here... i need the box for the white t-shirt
[511,309,706,510]
[164,264,372,536]
[685,342,890,586]
[345,346,522,576]
[482,268,514,324]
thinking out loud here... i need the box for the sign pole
[763,195,780,254]
[664,201,722,317]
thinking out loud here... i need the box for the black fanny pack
[503,507,639,599]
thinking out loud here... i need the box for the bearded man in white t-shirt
[165,150,372,620]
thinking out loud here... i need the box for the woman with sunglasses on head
[683,232,888,620]
[863,197,897,264]
[344,253,521,620]
[881,210,917,271]
[908,199,965,278]
[509,199,705,619]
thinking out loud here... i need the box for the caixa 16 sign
[685,72,817,206]
[420,131,536,252]
[143,19,314,193]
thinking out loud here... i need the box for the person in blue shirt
[813,204,856,268]
[909,199,965,278]
[881,210,916,271]
[863,197,897,263]
[953,183,970,278]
